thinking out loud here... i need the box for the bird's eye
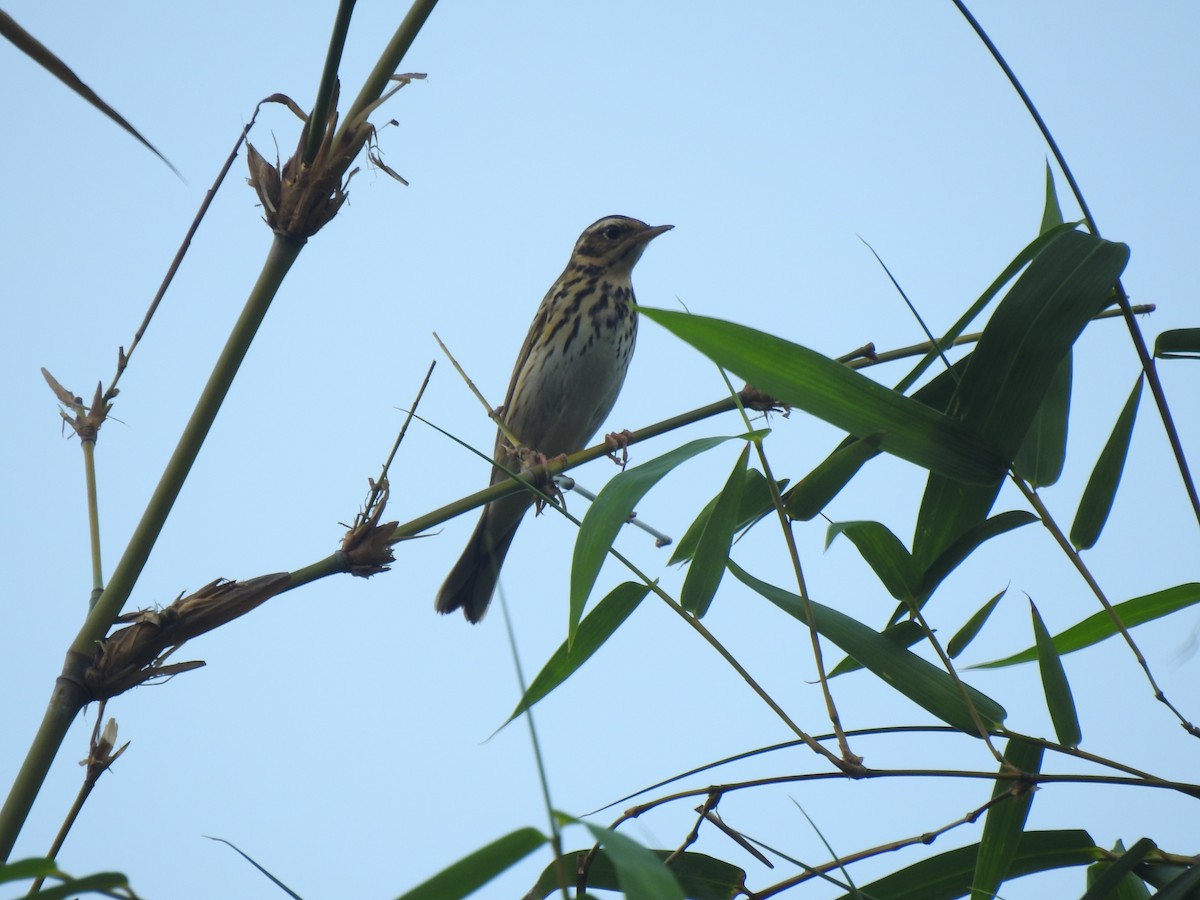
[603,225,623,240]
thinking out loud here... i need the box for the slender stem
[304,0,358,165]
[81,440,104,606]
[0,235,305,862]
[498,597,569,899]
[747,424,858,765]
[26,780,94,895]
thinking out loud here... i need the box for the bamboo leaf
[894,223,1084,397]
[1031,600,1082,748]
[829,830,1097,900]
[530,851,745,900]
[913,230,1128,570]
[730,562,1006,734]
[670,469,786,565]
[1039,161,1065,233]
[577,822,686,900]
[570,435,751,642]
[641,309,1008,484]
[829,620,926,677]
[974,583,1200,668]
[943,230,1126,459]
[681,445,750,616]
[971,737,1045,899]
[826,520,920,602]
[783,435,880,521]
[0,11,177,174]
[783,358,970,520]
[1146,861,1200,898]
[395,828,546,900]
[1083,838,1155,900]
[919,511,1038,600]
[947,588,1006,659]
[1013,353,1071,488]
[1153,328,1200,359]
[16,873,130,900]
[1070,375,1143,550]
[504,582,649,726]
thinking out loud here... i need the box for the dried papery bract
[246,76,424,241]
[739,384,788,414]
[41,369,113,442]
[83,573,291,701]
[341,478,400,578]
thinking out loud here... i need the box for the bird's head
[570,215,673,274]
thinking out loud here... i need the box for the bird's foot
[516,447,569,514]
[605,430,633,468]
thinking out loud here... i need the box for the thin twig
[747,790,1016,899]
[553,476,673,547]
[360,360,436,524]
[432,331,521,449]
[110,103,267,399]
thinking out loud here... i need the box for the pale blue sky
[2,3,1197,898]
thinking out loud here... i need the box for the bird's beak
[635,223,674,243]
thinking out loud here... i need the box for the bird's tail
[435,504,523,623]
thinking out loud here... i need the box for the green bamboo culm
[0,234,304,861]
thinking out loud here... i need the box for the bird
[436,215,673,622]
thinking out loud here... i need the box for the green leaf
[1083,839,1155,900]
[829,830,1097,900]
[1136,862,1192,889]
[681,445,750,616]
[825,520,920,602]
[894,224,1083,397]
[912,477,1003,574]
[670,468,785,565]
[783,435,880,521]
[1142,860,1200,898]
[579,823,686,900]
[947,588,1006,659]
[504,582,649,726]
[918,511,1038,601]
[974,583,1200,668]
[571,435,749,642]
[530,851,745,900]
[642,308,1008,484]
[1031,600,1082,747]
[1070,375,1143,550]
[0,11,177,174]
[26,874,131,900]
[208,835,303,898]
[1013,353,1071,487]
[783,357,971,521]
[913,229,1128,570]
[395,828,546,900]
[729,561,1006,734]
[971,737,1044,899]
[829,620,926,677]
[1153,327,1200,359]
[0,858,58,882]
[943,230,1127,460]
[1040,162,1065,233]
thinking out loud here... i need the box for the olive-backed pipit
[436,215,672,622]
